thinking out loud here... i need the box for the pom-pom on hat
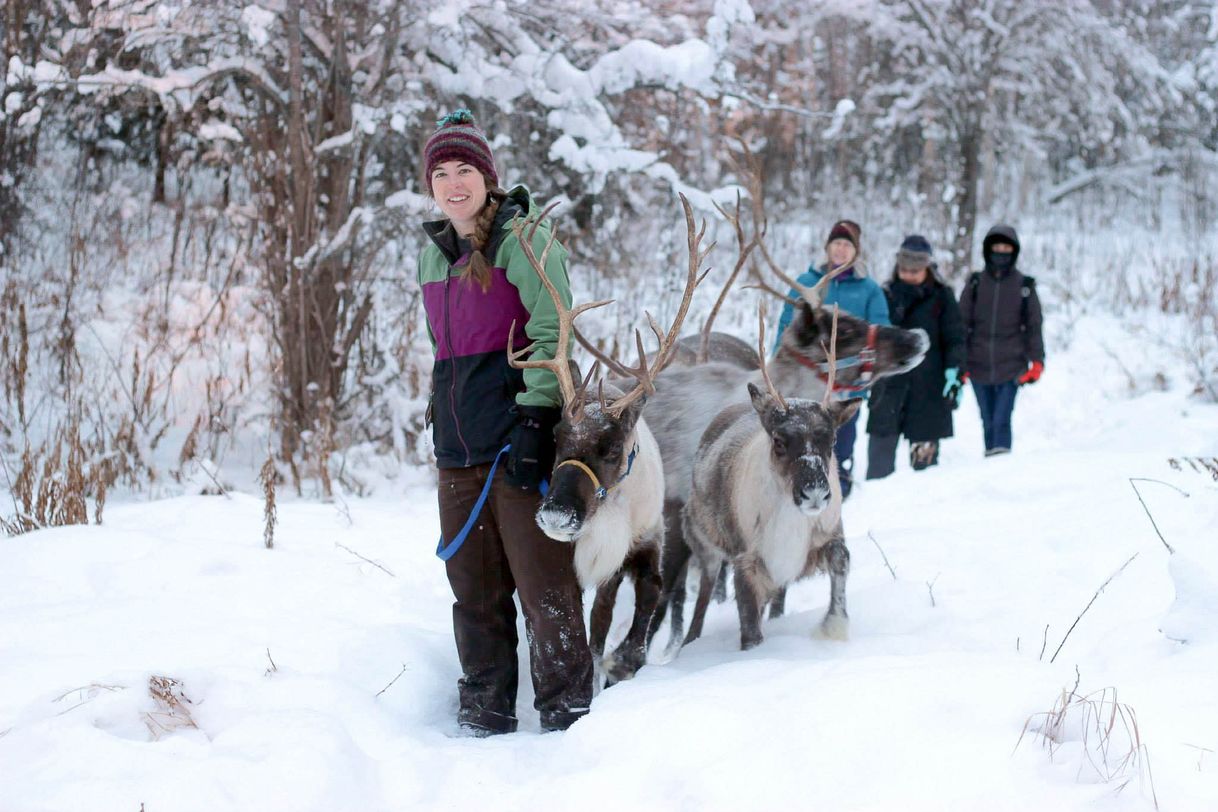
[424,109,498,194]
[825,219,861,250]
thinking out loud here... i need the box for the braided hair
[460,182,508,292]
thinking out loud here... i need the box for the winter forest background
[2,0,1215,514]
[3,3,1218,810]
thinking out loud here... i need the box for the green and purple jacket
[418,186,571,469]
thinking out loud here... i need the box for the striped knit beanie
[423,109,498,194]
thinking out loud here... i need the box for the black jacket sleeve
[1023,278,1045,364]
[957,276,975,354]
[939,287,968,372]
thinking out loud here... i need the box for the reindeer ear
[792,302,820,347]
[747,382,771,415]
[830,397,863,427]
[617,397,643,435]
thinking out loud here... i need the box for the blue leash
[435,444,549,561]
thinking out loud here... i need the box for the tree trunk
[950,125,981,281]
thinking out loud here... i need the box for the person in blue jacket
[774,219,890,499]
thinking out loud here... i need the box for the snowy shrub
[1019,685,1159,808]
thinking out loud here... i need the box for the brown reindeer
[508,196,709,684]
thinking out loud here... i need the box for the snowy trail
[2,317,1217,811]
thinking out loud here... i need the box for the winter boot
[910,441,939,470]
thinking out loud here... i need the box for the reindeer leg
[734,559,768,651]
[589,569,626,661]
[667,558,688,649]
[664,556,692,656]
[817,539,850,641]
[769,585,787,619]
[683,555,717,646]
[649,499,689,650]
[712,561,729,603]
[606,545,662,684]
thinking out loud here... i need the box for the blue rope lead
[435,444,550,561]
[436,444,510,561]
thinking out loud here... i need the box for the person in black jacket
[959,224,1045,456]
[419,111,592,736]
[866,235,967,478]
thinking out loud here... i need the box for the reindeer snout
[794,457,832,515]
[886,328,930,377]
[895,328,932,373]
[535,502,583,542]
[796,484,831,515]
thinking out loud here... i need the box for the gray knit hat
[896,234,933,268]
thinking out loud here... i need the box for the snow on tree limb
[75,58,288,114]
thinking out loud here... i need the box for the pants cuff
[540,707,589,733]
[458,706,518,735]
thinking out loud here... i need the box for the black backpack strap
[1019,275,1035,332]
[966,272,981,338]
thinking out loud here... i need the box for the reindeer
[680,306,858,650]
[507,196,709,684]
[637,264,927,648]
[639,146,933,646]
[567,155,930,652]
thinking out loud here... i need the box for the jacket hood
[982,224,1021,263]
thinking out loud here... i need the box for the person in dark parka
[866,235,967,478]
[959,224,1045,456]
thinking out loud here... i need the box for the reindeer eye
[772,435,787,455]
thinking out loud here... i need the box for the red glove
[1017,361,1044,385]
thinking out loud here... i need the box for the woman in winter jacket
[959,224,1045,455]
[865,236,967,478]
[418,110,591,736]
[773,219,890,499]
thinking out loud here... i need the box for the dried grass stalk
[1017,686,1159,809]
[142,676,198,740]
[260,452,277,549]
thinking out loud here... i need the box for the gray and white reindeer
[680,305,858,650]
[507,197,709,683]
[645,243,928,646]
[571,170,930,652]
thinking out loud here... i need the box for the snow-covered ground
[2,311,1217,812]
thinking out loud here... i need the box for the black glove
[505,405,560,490]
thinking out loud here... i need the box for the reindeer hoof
[602,650,644,686]
[740,634,763,651]
[815,614,849,641]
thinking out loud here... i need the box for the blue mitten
[942,367,965,409]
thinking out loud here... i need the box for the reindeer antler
[756,301,788,411]
[604,193,712,418]
[697,191,757,363]
[573,328,633,379]
[734,137,845,310]
[506,202,613,423]
[821,304,840,407]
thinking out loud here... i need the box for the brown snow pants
[438,463,593,734]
